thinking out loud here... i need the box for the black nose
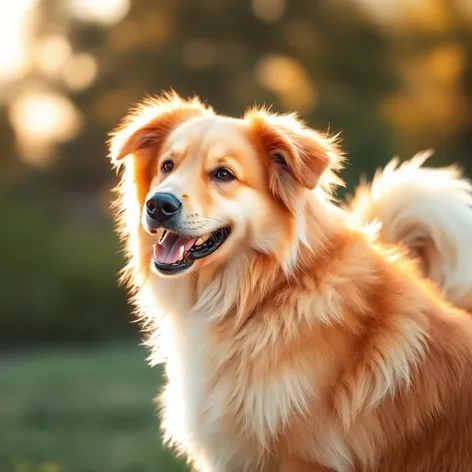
[145,193,182,222]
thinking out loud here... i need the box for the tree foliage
[1,0,471,345]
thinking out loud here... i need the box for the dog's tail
[348,151,472,310]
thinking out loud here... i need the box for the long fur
[109,92,472,472]
[349,151,472,311]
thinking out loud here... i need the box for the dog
[109,92,472,472]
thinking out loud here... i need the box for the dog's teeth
[194,234,212,249]
[178,246,185,261]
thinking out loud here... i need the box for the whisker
[179,222,210,235]
[191,215,226,225]
[179,215,227,236]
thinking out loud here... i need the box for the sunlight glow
[66,0,130,25]
[62,53,99,91]
[354,0,471,30]
[8,88,82,167]
[35,35,72,80]
[0,0,39,82]
[383,43,466,144]
[458,0,472,18]
[255,55,317,113]
[252,0,286,22]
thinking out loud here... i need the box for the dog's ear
[245,109,342,205]
[109,91,213,165]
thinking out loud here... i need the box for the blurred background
[0,0,471,471]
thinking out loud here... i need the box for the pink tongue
[153,232,196,264]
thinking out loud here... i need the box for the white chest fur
[144,278,352,472]
[143,279,260,471]
[159,313,265,471]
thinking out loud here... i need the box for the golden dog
[109,92,472,471]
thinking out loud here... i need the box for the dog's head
[110,92,341,279]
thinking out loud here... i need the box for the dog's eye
[161,160,174,173]
[212,168,235,182]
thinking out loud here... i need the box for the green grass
[0,344,189,472]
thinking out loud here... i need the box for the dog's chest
[163,313,296,468]
[162,315,333,470]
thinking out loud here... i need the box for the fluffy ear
[245,109,342,205]
[108,91,213,165]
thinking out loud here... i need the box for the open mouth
[153,227,231,275]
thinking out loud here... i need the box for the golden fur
[109,92,472,472]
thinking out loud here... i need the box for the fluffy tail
[348,151,472,310]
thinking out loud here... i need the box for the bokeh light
[8,86,81,167]
[65,0,130,25]
[255,55,317,113]
[0,0,39,84]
